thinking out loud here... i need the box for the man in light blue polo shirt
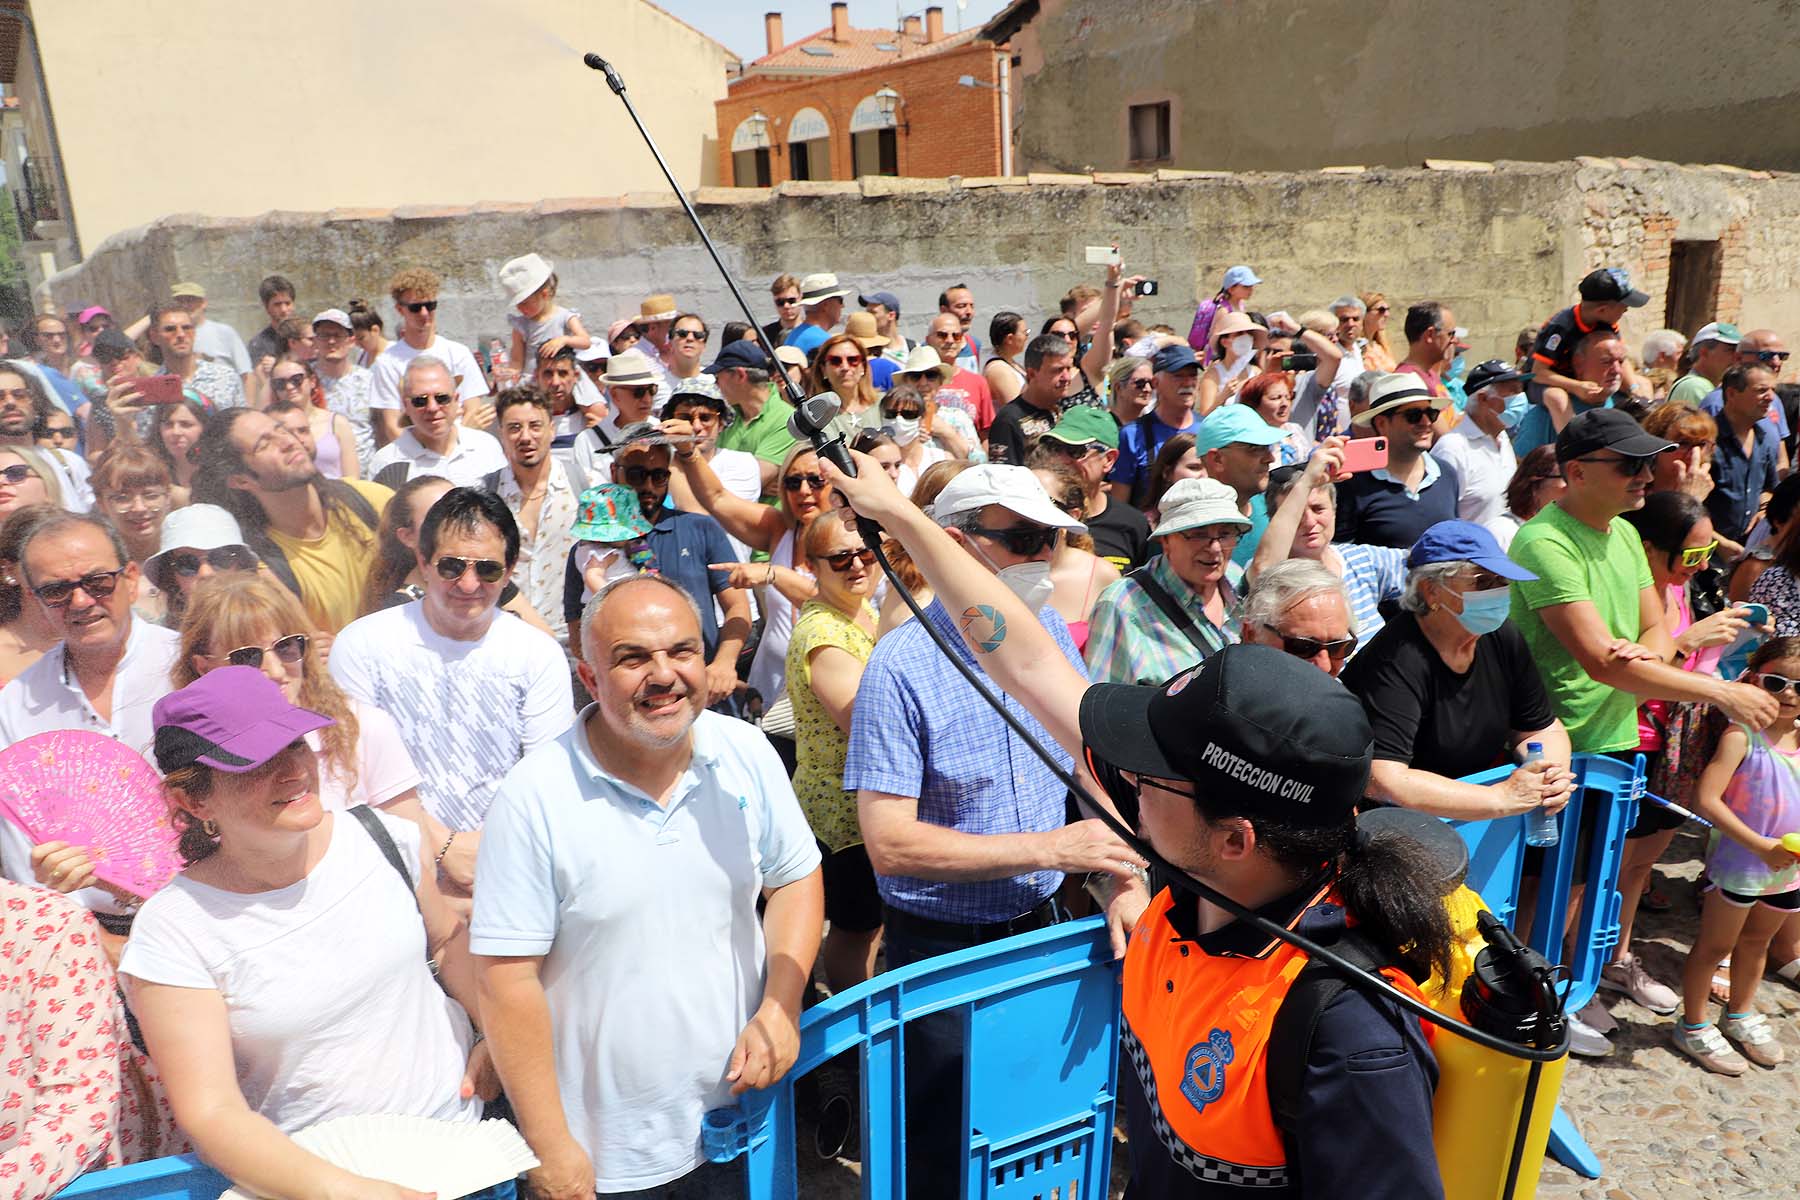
[473,575,822,1199]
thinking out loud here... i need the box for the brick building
[716,4,1009,187]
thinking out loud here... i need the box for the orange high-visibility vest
[1121,885,1433,1186]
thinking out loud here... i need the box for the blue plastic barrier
[58,1157,516,1200]
[705,915,1121,1200]
[1448,751,1644,1181]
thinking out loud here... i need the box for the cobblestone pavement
[1537,827,1800,1200]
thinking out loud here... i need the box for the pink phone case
[1340,437,1389,474]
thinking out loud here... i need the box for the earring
[201,819,218,838]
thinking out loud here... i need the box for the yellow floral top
[786,597,878,853]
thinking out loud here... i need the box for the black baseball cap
[1553,408,1673,464]
[1577,267,1649,308]
[1079,644,1371,829]
[1463,359,1532,395]
[705,340,773,375]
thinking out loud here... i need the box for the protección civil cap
[1079,644,1371,828]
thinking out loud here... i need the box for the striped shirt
[1083,554,1237,685]
[1333,543,1408,649]
[843,599,1084,924]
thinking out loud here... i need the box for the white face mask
[1228,334,1255,361]
[997,560,1054,613]
[888,414,921,445]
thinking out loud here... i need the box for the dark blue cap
[705,339,774,375]
[1406,520,1538,581]
[859,290,901,313]
[1152,344,1199,374]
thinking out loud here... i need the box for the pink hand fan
[0,730,182,898]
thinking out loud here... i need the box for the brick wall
[715,41,1004,185]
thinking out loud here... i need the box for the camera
[1135,279,1159,297]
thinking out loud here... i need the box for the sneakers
[1567,1012,1616,1058]
[1601,952,1679,1014]
[1720,1012,1786,1068]
[1672,1022,1748,1076]
[1575,994,1618,1035]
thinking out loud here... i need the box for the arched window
[730,114,772,188]
[786,107,832,181]
[849,94,899,178]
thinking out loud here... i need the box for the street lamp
[956,74,997,90]
[745,109,771,149]
[874,85,904,130]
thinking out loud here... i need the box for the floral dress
[785,598,877,854]
[0,882,186,1195]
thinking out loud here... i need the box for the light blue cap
[1194,404,1288,455]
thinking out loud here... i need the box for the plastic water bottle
[1521,741,1559,848]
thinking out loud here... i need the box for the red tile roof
[744,22,982,76]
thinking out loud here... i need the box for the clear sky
[652,0,1016,63]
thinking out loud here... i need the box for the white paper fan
[219,1115,538,1199]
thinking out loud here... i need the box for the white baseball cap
[311,308,352,331]
[927,464,1086,532]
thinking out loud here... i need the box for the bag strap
[1127,564,1214,655]
[1265,931,1389,1147]
[1129,412,1161,508]
[347,804,421,917]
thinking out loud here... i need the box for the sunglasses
[774,296,801,307]
[883,404,924,420]
[0,464,36,486]
[1758,672,1800,697]
[33,567,126,607]
[407,392,454,409]
[1751,350,1791,363]
[784,472,827,491]
[1266,627,1360,663]
[967,523,1060,557]
[623,465,672,486]
[1678,541,1718,568]
[1050,439,1103,458]
[671,329,707,340]
[612,385,656,399]
[1125,377,1155,390]
[825,355,864,368]
[218,633,309,670]
[434,555,507,584]
[401,300,439,314]
[42,425,76,439]
[167,546,258,577]
[272,374,308,391]
[1576,454,1654,478]
[821,547,876,572]
[1371,305,1391,314]
[1391,407,1436,425]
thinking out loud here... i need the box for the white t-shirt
[367,335,491,411]
[40,447,93,512]
[328,601,574,830]
[470,709,821,1193]
[366,426,507,489]
[119,810,479,1133]
[1430,421,1517,528]
[315,697,423,811]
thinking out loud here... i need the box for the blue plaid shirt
[843,599,1086,923]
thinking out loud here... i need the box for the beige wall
[1009,0,1800,175]
[45,159,1800,372]
[30,0,729,253]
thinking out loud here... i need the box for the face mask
[1228,334,1255,361]
[967,533,1055,611]
[1499,393,1530,429]
[1453,586,1512,636]
[887,415,921,445]
[997,560,1054,613]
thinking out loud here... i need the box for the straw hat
[638,293,678,323]
[842,311,887,351]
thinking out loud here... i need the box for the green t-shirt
[1507,502,1654,753]
[1666,372,1714,408]
[719,385,800,471]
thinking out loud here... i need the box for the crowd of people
[1,250,1797,1199]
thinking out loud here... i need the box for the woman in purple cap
[118,667,490,1200]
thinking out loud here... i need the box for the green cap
[1042,405,1119,451]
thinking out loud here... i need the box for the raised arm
[1249,439,1345,583]
[1081,257,1134,384]
[663,417,786,551]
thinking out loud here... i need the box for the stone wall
[45,158,1800,367]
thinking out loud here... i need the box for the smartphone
[1135,279,1159,297]
[1282,353,1319,371]
[134,375,184,405]
[1084,245,1122,266]
[1339,437,1389,474]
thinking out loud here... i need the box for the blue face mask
[1454,586,1513,636]
[1499,393,1531,429]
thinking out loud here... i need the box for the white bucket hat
[499,253,555,308]
[1151,478,1253,539]
[144,504,253,583]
